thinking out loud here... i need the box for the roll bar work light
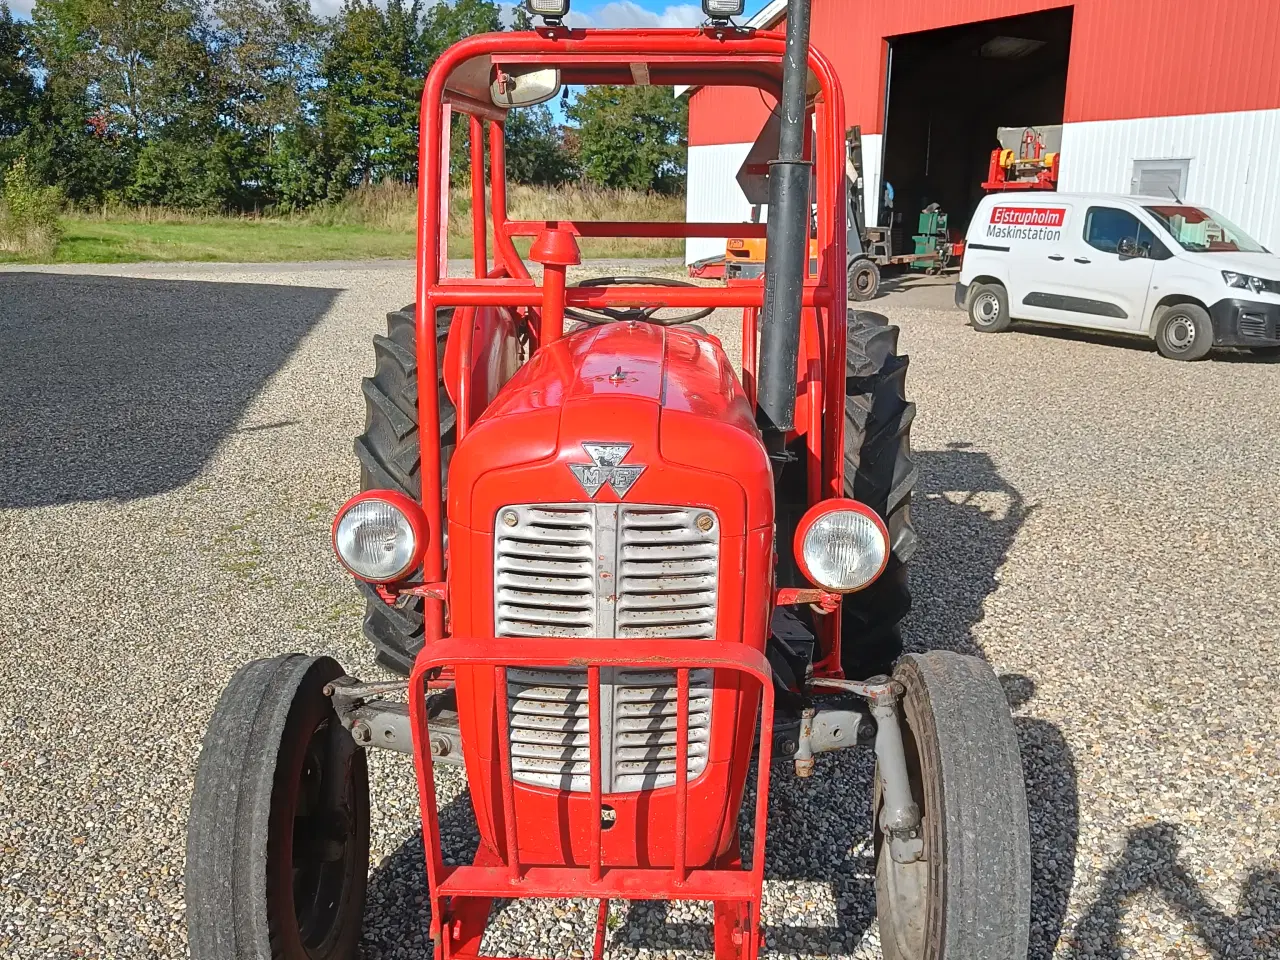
[524,0,744,25]
[525,0,570,24]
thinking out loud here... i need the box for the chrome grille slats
[610,667,713,791]
[617,506,718,639]
[495,505,595,638]
[506,666,593,790]
[494,503,718,792]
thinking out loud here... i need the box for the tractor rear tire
[875,651,1031,960]
[842,310,918,679]
[353,305,455,675]
[187,655,370,960]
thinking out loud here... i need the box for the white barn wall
[1058,108,1280,252]
[685,135,887,263]
[859,133,884,229]
[685,142,754,264]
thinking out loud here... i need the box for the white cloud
[565,1,703,28]
[8,0,37,18]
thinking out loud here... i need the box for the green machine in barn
[911,205,952,274]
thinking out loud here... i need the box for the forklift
[713,126,958,298]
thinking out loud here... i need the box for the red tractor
[186,1,1031,958]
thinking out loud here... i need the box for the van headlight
[1222,271,1270,295]
[793,499,890,593]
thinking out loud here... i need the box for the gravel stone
[0,262,1277,959]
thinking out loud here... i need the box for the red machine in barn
[186,1,1031,958]
[982,125,1062,192]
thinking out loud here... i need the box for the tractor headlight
[1222,271,1270,295]
[526,0,570,21]
[332,491,425,583]
[794,499,889,593]
[702,0,744,18]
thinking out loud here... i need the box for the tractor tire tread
[187,654,366,960]
[354,306,454,675]
[841,309,917,678]
[880,651,1031,960]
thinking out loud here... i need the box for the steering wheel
[563,276,716,326]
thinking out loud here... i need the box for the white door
[1047,205,1157,331]
[979,201,1075,323]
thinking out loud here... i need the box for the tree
[210,0,327,207]
[504,105,576,186]
[31,0,213,140]
[321,0,427,186]
[567,84,687,193]
[0,2,36,153]
[420,0,499,60]
[25,0,219,204]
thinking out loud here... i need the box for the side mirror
[491,67,561,108]
[1117,236,1144,259]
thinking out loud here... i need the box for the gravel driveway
[1,260,1277,959]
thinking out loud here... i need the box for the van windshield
[1143,205,1267,254]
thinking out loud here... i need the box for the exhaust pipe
[756,0,812,435]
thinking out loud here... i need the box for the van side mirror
[1117,237,1144,260]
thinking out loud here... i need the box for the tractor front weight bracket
[808,676,924,863]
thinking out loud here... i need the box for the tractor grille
[494,503,718,792]
[617,507,719,639]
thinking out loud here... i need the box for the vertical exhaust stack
[756,0,813,436]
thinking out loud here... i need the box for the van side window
[1084,207,1141,254]
[1139,223,1171,260]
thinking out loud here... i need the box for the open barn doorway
[879,7,1073,250]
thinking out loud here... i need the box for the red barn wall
[689,0,1280,146]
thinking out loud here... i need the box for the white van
[956,192,1280,360]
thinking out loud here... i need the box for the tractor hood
[447,322,773,534]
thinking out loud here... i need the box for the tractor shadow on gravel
[361,446,1081,960]
[0,271,340,509]
[906,444,1079,960]
[1066,823,1280,959]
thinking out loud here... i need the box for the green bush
[0,157,64,258]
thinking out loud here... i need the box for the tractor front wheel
[187,655,370,960]
[354,305,455,674]
[875,651,1031,960]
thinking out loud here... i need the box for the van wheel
[967,283,1010,332]
[1155,304,1213,361]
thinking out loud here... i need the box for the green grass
[45,217,418,264]
[0,182,686,264]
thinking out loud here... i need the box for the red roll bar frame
[411,27,850,671]
[408,638,776,960]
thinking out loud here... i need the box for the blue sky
[562,0,703,28]
[7,0,761,23]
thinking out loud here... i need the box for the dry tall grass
[65,180,686,259]
[308,180,685,256]
[0,159,64,259]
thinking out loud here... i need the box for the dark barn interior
[879,6,1074,242]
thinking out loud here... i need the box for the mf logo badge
[569,442,646,498]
